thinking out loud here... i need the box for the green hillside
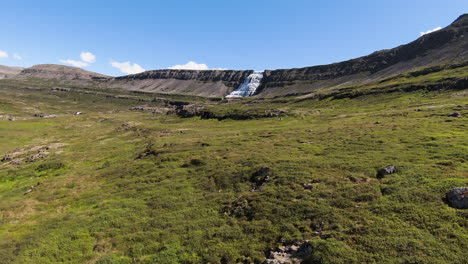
[0,65,467,263]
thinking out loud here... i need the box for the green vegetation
[0,71,467,263]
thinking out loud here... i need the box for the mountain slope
[0,65,24,79]
[17,64,110,82]
[256,14,468,97]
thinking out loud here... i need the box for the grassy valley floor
[0,82,467,263]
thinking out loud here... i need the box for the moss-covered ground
[0,77,466,263]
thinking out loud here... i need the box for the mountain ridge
[256,14,468,96]
[2,14,467,98]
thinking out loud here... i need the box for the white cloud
[13,53,23,60]
[80,52,96,63]
[59,59,89,67]
[111,61,145,74]
[168,61,209,70]
[420,26,442,36]
[59,51,96,68]
[0,50,8,58]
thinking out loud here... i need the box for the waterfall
[226,71,264,98]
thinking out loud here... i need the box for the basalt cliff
[111,69,253,97]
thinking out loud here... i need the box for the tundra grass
[0,83,466,263]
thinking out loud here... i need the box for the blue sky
[1,0,467,76]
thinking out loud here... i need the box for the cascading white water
[226,71,264,98]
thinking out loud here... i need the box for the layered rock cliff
[111,70,253,97]
[256,14,468,97]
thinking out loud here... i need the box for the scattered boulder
[2,154,14,162]
[251,167,271,190]
[24,183,40,195]
[24,186,35,195]
[376,165,396,179]
[303,183,313,190]
[447,112,462,117]
[446,187,468,209]
[265,241,312,264]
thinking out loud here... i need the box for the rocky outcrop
[265,241,312,264]
[250,166,271,190]
[256,14,468,97]
[111,69,253,97]
[376,165,396,179]
[174,104,287,120]
[1,143,65,165]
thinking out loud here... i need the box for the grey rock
[446,187,468,209]
[447,112,462,117]
[264,241,312,264]
[377,165,396,179]
[26,151,49,162]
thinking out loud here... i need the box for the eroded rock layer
[111,69,253,97]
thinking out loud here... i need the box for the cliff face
[111,70,253,97]
[256,14,468,97]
